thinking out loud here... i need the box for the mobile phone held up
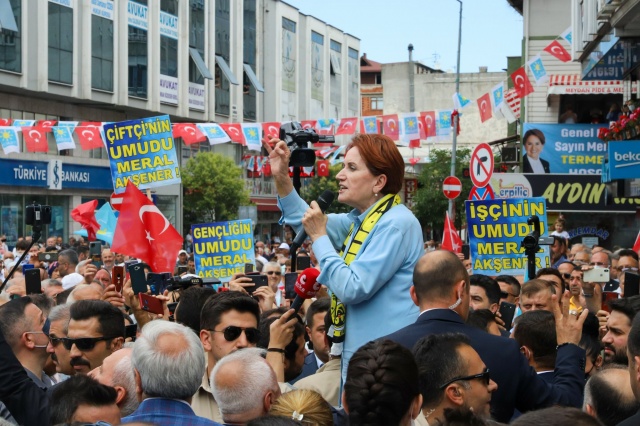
[284,272,299,300]
[246,274,268,295]
[128,263,147,295]
[112,266,125,293]
[25,268,42,295]
[138,293,164,315]
[498,301,516,329]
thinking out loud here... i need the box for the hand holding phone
[112,266,125,293]
[284,272,299,299]
[246,274,268,295]
[25,269,42,295]
[498,302,517,329]
[138,293,165,315]
[128,263,147,295]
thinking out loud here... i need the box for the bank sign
[607,141,640,180]
[0,158,112,191]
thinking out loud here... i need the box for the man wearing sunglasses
[193,291,261,422]
[414,333,497,424]
[47,304,75,378]
[263,261,284,306]
[67,300,125,375]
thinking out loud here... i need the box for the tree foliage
[300,164,352,214]
[412,148,473,232]
[181,152,250,230]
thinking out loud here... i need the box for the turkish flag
[172,123,207,145]
[335,117,358,135]
[510,67,534,98]
[633,230,640,254]
[219,123,245,145]
[71,200,101,241]
[316,160,330,177]
[262,122,281,141]
[37,120,58,132]
[76,122,104,150]
[408,140,421,148]
[22,127,49,153]
[544,40,572,62]
[300,120,317,131]
[441,211,462,253]
[0,119,11,126]
[381,114,399,140]
[112,181,183,273]
[420,111,437,137]
[409,158,420,165]
[477,93,493,123]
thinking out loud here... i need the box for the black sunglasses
[562,273,572,279]
[439,368,491,389]
[211,326,260,344]
[49,336,65,347]
[266,271,281,276]
[61,336,118,351]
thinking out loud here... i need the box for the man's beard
[604,344,629,365]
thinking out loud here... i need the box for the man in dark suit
[383,250,587,423]
[121,320,221,426]
[290,298,330,384]
[512,310,558,384]
[620,313,640,425]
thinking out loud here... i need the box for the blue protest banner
[465,197,550,276]
[521,124,606,174]
[607,141,640,180]
[192,220,255,282]
[104,115,180,194]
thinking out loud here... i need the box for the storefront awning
[251,197,280,212]
[547,74,638,95]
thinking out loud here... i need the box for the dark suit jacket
[383,309,585,423]
[617,409,640,426]
[523,155,550,173]
[122,398,222,426]
[290,352,320,385]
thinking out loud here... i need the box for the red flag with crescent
[510,67,534,99]
[76,122,104,150]
[71,200,101,241]
[335,117,358,135]
[477,93,493,123]
[0,118,11,126]
[441,211,462,253]
[37,120,58,132]
[112,181,183,273]
[23,127,49,153]
[172,123,207,145]
[420,112,437,137]
[300,120,317,131]
[316,160,330,177]
[544,40,571,62]
[381,114,399,140]
[262,122,281,141]
[219,123,245,145]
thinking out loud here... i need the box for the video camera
[165,276,203,292]
[520,215,554,254]
[26,202,52,228]
[279,121,335,167]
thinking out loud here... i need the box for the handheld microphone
[292,190,335,248]
[291,268,321,312]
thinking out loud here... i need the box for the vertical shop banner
[522,123,606,174]
[192,220,255,282]
[104,115,180,194]
[465,197,550,276]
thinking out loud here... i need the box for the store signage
[0,158,112,190]
[607,141,640,180]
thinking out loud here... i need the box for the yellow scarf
[330,194,401,343]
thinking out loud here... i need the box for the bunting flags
[510,67,534,98]
[316,119,335,135]
[491,82,505,112]
[421,111,437,138]
[560,27,572,44]
[172,123,207,145]
[219,123,244,144]
[436,110,452,137]
[527,56,548,86]
[197,123,231,145]
[241,123,262,151]
[381,114,400,140]
[399,113,420,145]
[52,126,76,150]
[477,93,493,123]
[262,122,281,140]
[300,120,317,130]
[360,116,379,134]
[335,117,358,135]
[544,40,571,62]
[316,159,330,177]
[12,120,35,127]
[0,119,11,126]
[452,92,471,110]
[23,127,49,152]
[77,122,105,150]
[37,120,58,132]
[0,126,20,154]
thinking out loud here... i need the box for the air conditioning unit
[501,146,519,163]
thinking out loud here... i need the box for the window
[370,97,383,110]
[91,15,113,91]
[281,17,296,93]
[348,47,359,112]
[330,40,342,75]
[49,2,73,84]
[311,31,324,101]
[329,40,341,106]
[215,0,234,115]
[189,0,211,85]
[243,0,259,121]
[0,0,21,73]
[128,26,148,98]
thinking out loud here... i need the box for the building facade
[0,0,359,247]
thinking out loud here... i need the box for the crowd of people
[0,134,639,425]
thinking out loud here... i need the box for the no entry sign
[443,176,462,199]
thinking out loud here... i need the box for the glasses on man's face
[49,336,65,347]
[210,326,260,344]
[61,336,118,351]
[439,368,491,389]
[589,262,608,267]
[561,273,572,279]
[616,266,639,272]
[266,271,281,276]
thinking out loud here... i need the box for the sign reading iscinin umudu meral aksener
[465,197,550,276]
[104,115,180,194]
[192,220,255,282]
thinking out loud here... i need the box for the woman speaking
[265,133,423,381]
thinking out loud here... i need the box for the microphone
[291,268,321,312]
[292,190,335,248]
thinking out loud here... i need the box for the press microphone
[291,268,321,312]
[292,190,335,248]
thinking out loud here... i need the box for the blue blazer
[122,398,222,426]
[290,352,320,385]
[383,309,585,423]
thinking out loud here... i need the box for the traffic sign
[443,176,462,200]
[469,143,494,188]
[468,184,495,201]
[110,192,124,212]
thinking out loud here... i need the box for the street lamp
[448,0,462,219]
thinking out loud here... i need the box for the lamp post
[408,43,415,112]
[448,0,462,219]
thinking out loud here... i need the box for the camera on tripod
[165,276,204,292]
[25,203,52,227]
[520,215,554,254]
[279,121,335,167]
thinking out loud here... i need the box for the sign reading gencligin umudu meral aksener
[103,115,181,194]
[608,141,640,180]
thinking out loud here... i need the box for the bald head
[413,250,469,302]
[584,366,640,425]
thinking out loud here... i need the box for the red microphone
[291,268,321,312]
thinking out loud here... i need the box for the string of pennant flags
[0,27,572,162]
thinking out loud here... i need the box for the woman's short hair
[344,339,419,426]
[269,389,333,426]
[347,134,404,195]
[523,128,546,145]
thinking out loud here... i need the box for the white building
[0,0,359,245]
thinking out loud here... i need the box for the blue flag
[53,126,76,150]
[527,56,548,86]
